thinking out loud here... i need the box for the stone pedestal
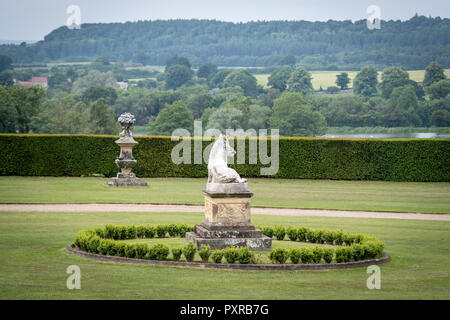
[186,183,272,251]
[107,137,147,187]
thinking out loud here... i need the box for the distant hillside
[1,15,449,69]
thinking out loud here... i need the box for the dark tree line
[0,16,449,69]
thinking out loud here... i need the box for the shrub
[124,243,137,258]
[103,239,117,256]
[286,227,298,241]
[322,248,334,263]
[126,226,137,239]
[182,242,197,262]
[335,247,352,263]
[177,224,192,237]
[299,248,314,263]
[273,225,286,241]
[363,240,384,259]
[323,230,336,244]
[224,247,240,264]
[334,230,345,245]
[238,247,254,264]
[171,248,182,261]
[104,224,118,239]
[135,243,149,259]
[118,226,128,240]
[316,230,326,244]
[261,226,274,238]
[289,248,301,264]
[136,225,146,238]
[2,135,448,182]
[211,250,224,263]
[156,225,168,238]
[351,244,365,261]
[307,229,320,243]
[269,248,288,264]
[143,225,156,238]
[167,224,179,237]
[297,227,309,242]
[88,236,101,253]
[147,243,170,260]
[199,244,212,263]
[312,246,323,263]
[116,242,126,257]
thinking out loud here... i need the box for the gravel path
[0,203,449,221]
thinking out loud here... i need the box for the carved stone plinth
[107,136,147,187]
[185,184,272,251]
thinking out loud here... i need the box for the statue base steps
[185,189,272,251]
[107,175,147,187]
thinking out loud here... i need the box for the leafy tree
[430,109,450,126]
[260,88,281,108]
[223,70,258,97]
[91,56,111,72]
[423,61,446,87]
[426,80,450,100]
[287,67,313,95]
[137,79,157,89]
[81,86,118,106]
[385,85,421,127]
[206,107,244,132]
[197,63,218,79]
[187,93,213,118]
[247,104,272,130]
[278,55,296,66]
[71,70,117,94]
[326,86,340,94]
[379,67,410,98]
[322,95,365,126]
[148,100,194,135]
[0,71,13,86]
[209,69,232,88]
[336,72,350,90]
[165,64,193,90]
[165,56,191,70]
[353,66,378,96]
[0,55,12,72]
[269,92,326,136]
[268,67,292,92]
[88,98,117,134]
[48,72,71,92]
[30,94,88,134]
[0,86,19,132]
[0,85,45,133]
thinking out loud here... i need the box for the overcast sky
[1,0,449,40]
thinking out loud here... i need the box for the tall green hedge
[1,134,449,181]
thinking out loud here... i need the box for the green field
[0,210,448,299]
[255,69,450,90]
[1,177,449,214]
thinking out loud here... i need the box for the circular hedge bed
[69,224,388,269]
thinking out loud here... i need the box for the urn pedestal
[107,137,147,187]
[186,183,272,251]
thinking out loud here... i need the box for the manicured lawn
[1,176,449,214]
[0,210,448,299]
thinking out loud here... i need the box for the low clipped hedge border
[1,134,449,181]
[71,224,386,268]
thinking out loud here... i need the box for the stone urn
[107,113,147,187]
